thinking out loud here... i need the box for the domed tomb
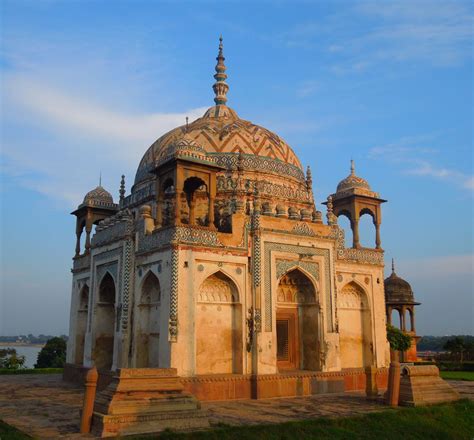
[131,38,313,216]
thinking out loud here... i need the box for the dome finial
[350,159,355,176]
[212,35,229,105]
[392,258,395,274]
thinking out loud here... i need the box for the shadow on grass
[124,399,474,440]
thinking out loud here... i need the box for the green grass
[440,371,474,381]
[0,368,63,375]
[124,400,474,440]
[0,420,32,439]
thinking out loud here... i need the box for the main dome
[134,38,304,188]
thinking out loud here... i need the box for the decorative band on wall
[169,246,179,342]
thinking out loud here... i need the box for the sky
[0,0,472,337]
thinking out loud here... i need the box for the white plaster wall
[334,262,390,368]
[170,250,248,377]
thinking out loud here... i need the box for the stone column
[401,307,406,332]
[75,229,82,257]
[209,195,215,226]
[351,220,360,248]
[375,221,381,249]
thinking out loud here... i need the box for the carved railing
[72,254,91,271]
[338,247,384,265]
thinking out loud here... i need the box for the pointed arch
[196,270,243,374]
[276,268,320,371]
[98,272,116,304]
[75,284,89,364]
[140,270,161,304]
[94,272,116,370]
[338,282,373,368]
[198,270,240,303]
[136,270,161,367]
[277,267,319,304]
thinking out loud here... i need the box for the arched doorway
[276,269,319,371]
[136,271,161,367]
[338,282,372,368]
[94,272,116,370]
[195,272,242,374]
[74,285,89,364]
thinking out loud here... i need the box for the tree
[444,337,466,363]
[35,337,67,368]
[386,324,412,352]
[0,348,26,370]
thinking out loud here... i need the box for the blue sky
[1,0,472,336]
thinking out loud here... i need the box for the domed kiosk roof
[134,37,304,188]
[384,260,420,305]
[83,185,114,206]
[336,160,371,192]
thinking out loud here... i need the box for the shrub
[35,337,67,368]
[386,324,412,352]
[0,348,26,370]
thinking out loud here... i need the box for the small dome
[384,260,416,304]
[336,160,371,193]
[157,133,216,167]
[83,185,114,207]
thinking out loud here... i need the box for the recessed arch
[136,270,161,367]
[197,270,240,303]
[94,272,116,370]
[75,284,89,364]
[338,282,373,368]
[195,270,242,374]
[276,268,320,371]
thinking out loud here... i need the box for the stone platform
[0,374,472,439]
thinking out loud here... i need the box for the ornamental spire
[392,258,396,274]
[212,35,229,105]
[350,159,355,176]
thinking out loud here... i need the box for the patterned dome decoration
[82,185,116,209]
[384,260,417,304]
[336,160,371,193]
[133,37,304,188]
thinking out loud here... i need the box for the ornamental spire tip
[212,36,229,105]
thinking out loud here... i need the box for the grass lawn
[440,371,474,381]
[0,420,32,439]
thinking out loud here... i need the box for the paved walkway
[0,374,471,439]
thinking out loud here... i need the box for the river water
[1,345,43,368]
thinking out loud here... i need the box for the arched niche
[195,271,242,374]
[94,272,116,370]
[276,269,320,371]
[182,176,209,226]
[136,271,161,367]
[74,285,89,364]
[338,282,373,368]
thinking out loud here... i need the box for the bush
[0,348,26,370]
[386,324,411,352]
[35,337,67,368]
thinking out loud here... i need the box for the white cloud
[395,254,474,279]
[368,135,473,192]
[2,74,208,206]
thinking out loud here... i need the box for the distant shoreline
[0,343,45,348]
